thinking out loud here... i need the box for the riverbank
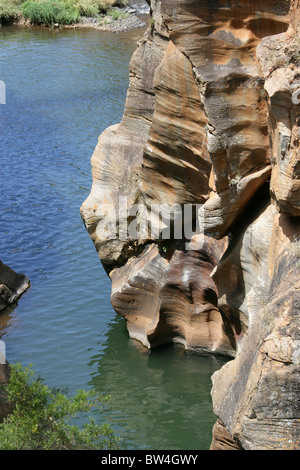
[11,5,148,32]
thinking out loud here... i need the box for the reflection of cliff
[81,0,300,449]
[88,316,228,450]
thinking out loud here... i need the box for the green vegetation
[0,363,120,450]
[73,0,98,17]
[0,0,129,26]
[106,7,128,20]
[0,0,23,24]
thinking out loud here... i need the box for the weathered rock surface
[211,212,300,449]
[0,261,30,312]
[257,24,300,217]
[81,0,300,450]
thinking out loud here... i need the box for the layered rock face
[81,0,300,449]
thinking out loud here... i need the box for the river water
[0,23,227,450]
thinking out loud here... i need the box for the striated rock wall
[81,0,300,449]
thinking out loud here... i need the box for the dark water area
[0,24,227,450]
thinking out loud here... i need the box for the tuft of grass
[21,0,80,26]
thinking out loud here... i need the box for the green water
[0,24,228,450]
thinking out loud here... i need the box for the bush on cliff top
[0,363,119,450]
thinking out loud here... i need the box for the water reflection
[88,316,228,450]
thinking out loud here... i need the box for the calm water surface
[0,24,227,450]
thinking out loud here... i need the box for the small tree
[0,363,120,450]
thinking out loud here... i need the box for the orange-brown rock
[149,238,236,356]
[140,40,210,214]
[110,236,235,356]
[210,418,241,450]
[110,243,169,348]
[151,0,289,238]
[80,29,169,269]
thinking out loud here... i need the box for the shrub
[21,0,80,26]
[0,363,120,450]
[72,0,98,17]
[94,0,127,12]
[0,0,22,24]
[95,0,118,11]
[67,0,128,18]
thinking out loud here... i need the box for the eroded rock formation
[81,0,300,449]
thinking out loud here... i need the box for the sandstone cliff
[81,0,300,449]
